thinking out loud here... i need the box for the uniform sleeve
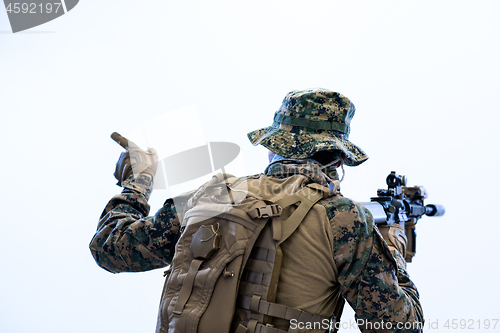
[89,173,182,273]
[329,197,424,332]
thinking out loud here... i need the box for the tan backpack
[155,174,340,333]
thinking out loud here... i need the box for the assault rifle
[361,171,445,262]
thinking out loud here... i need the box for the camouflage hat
[247,88,368,166]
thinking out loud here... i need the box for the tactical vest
[156,173,344,333]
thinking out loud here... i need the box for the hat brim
[248,126,368,166]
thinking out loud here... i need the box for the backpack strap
[264,183,327,303]
[235,322,288,333]
[234,182,332,333]
[172,259,203,315]
[237,295,330,323]
[275,184,328,245]
[242,183,329,332]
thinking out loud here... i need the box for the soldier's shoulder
[318,194,371,222]
[155,189,196,223]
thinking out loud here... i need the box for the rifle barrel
[425,204,445,217]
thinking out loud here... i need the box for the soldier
[90,88,423,332]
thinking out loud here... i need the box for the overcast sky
[1,1,499,332]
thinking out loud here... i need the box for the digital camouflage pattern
[247,89,369,166]
[90,163,423,332]
[317,185,423,330]
[251,162,422,330]
[90,173,185,273]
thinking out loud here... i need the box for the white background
[1,1,499,332]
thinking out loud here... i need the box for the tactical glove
[377,224,408,259]
[112,133,158,186]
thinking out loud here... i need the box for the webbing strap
[236,183,329,333]
[173,259,203,315]
[251,247,276,262]
[254,323,288,333]
[235,323,248,333]
[248,319,258,333]
[267,246,282,303]
[267,185,324,315]
[242,270,273,286]
[275,185,324,246]
[245,258,274,274]
[237,295,330,324]
[272,217,281,241]
[235,321,288,333]
[234,321,300,333]
[248,203,283,219]
[274,113,350,134]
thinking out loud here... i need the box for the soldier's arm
[89,173,182,273]
[327,196,424,331]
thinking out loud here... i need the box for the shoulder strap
[265,183,329,317]
[275,183,328,245]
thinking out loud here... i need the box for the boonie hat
[247,88,368,166]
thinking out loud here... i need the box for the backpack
[155,173,340,333]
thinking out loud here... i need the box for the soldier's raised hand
[111,132,158,186]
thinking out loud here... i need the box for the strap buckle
[256,204,282,218]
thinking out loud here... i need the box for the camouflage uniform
[90,89,423,332]
[247,88,368,166]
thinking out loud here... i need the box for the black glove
[111,132,158,186]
